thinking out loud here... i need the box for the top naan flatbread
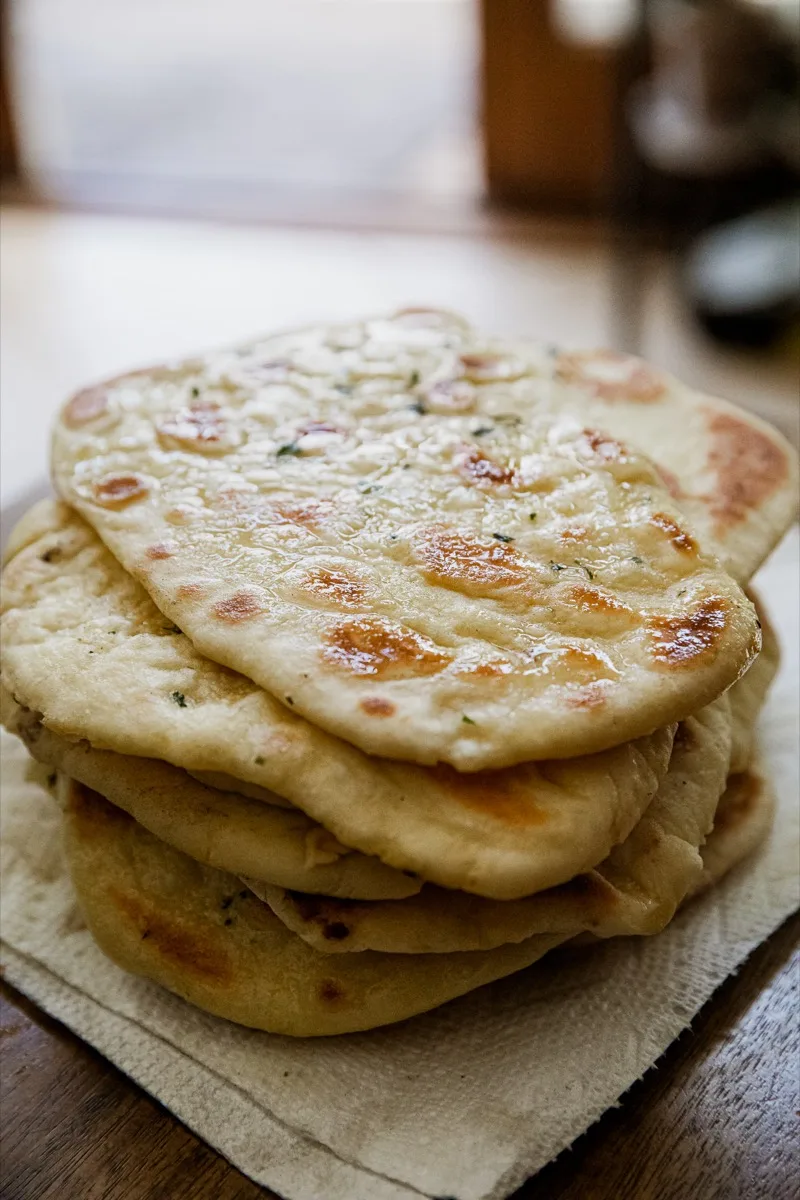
[50,311,764,768]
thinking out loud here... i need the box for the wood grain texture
[1,912,797,1200]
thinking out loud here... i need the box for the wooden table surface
[1,207,798,1200]
[2,913,797,1200]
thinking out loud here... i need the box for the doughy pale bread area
[3,307,793,1041]
[248,695,732,954]
[63,783,568,1037]
[50,313,764,768]
[728,595,779,774]
[692,761,776,897]
[0,503,677,899]
[1,694,421,901]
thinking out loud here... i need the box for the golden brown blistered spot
[559,647,618,676]
[111,889,233,984]
[213,590,264,622]
[146,542,177,560]
[360,697,397,717]
[417,528,528,596]
[706,412,789,531]
[569,585,635,618]
[650,512,697,555]
[176,581,207,600]
[301,567,367,607]
[649,596,729,669]
[431,766,548,828]
[318,979,345,1004]
[556,350,665,403]
[92,473,149,508]
[564,681,609,710]
[285,892,357,940]
[560,526,589,544]
[714,771,759,833]
[458,447,517,489]
[579,429,629,464]
[323,618,450,679]
[460,659,514,678]
[157,402,229,449]
[165,505,198,525]
[270,499,332,528]
[63,386,108,427]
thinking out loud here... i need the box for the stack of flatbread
[1,309,796,1036]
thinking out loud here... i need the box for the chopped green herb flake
[575,561,594,580]
[285,695,294,706]
[462,715,476,725]
[472,425,494,437]
[276,441,301,457]
[630,555,644,565]
[171,691,187,707]
[190,386,200,398]
[549,561,566,572]
[529,512,537,522]
[334,382,353,395]
[408,400,427,415]
[254,755,265,765]
[492,532,514,543]
[165,624,182,635]
[408,370,421,387]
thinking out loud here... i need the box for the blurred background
[1,0,798,505]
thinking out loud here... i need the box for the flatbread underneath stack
[61,752,775,1037]
[1,694,421,901]
[246,696,733,953]
[63,783,568,1038]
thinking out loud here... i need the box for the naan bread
[247,696,732,953]
[63,783,568,1037]
[692,760,775,896]
[2,695,420,900]
[1,503,675,898]
[728,595,779,774]
[50,313,763,768]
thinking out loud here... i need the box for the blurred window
[8,0,481,220]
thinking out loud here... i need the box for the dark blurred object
[684,201,800,348]
[631,0,796,177]
[627,0,799,234]
[1,1,18,180]
[611,0,799,351]
[481,0,615,211]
